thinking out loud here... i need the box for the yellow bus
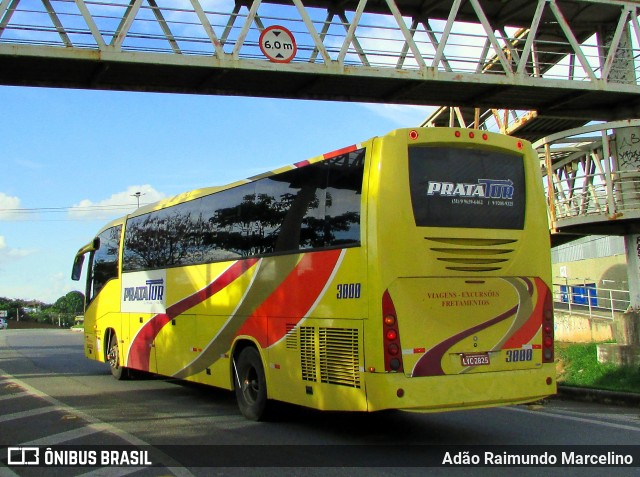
[72,127,555,420]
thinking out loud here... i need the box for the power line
[0,203,144,222]
[0,204,140,214]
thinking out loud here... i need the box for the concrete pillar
[598,235,640,366]
[613,127,640,215]
[605,21,640,215]
[601,18,640,363]
[624,234,640,310]
[598,23,635,84]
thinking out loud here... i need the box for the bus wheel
[234,347,268,421]
[106,332,128,381]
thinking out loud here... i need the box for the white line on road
[0,391,30,401]
[0,406,58,423]
[505,405,640,433]
[0,369,195,477]
[21,425,104,446]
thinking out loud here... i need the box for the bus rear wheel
[234,347,269,421]
[106,331,128,380]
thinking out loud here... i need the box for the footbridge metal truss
[534,120,640,243]
[2,0,640,121]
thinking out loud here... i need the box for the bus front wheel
[234,347,269,421]
[106,331,128,381]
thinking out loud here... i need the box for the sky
[0,85,435,303]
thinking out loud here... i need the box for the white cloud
[69,185,166,220]
[0,192,22,220]
[0,235,36,263]
[0,273,69,304]
[362,103,437,127]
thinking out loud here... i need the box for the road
[0,329,639,477]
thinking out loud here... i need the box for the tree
[52,291,84,315]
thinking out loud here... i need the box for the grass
[556,342,640,394]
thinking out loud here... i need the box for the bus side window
[89,225,122,302]
[325,150,364,247]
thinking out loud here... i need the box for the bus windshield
[408,146,526,230]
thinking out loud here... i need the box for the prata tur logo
[8,447,39,465]
[123,278,165,302]
[427,179,514,199]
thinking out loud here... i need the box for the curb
[556,385,640,407]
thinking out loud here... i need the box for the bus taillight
[542,285,554,363]
[382,290,404,372]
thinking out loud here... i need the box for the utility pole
[131,192,145,208]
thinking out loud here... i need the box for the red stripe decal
[127,258,258,371]
[502,277,545,349]
[412,304,519,377]
[236,249,342,348]
[323,145,357,160]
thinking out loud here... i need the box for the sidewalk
[556,385,640,407]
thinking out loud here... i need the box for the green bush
[556,343,640,393]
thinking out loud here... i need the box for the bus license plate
[460,353,490,367]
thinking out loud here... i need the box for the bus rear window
[408,146,525,230]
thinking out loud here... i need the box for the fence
[552,282,630,321]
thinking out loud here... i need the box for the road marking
[0,391,30,401]
[0,369,196,477]
[506,405,640,432]
[21,425,104,446]
[0,406,58,423]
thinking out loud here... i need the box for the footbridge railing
[533,119,640,236]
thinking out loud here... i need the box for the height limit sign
[259,25,297,63]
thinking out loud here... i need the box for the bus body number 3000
[505,348,533,362]
[337,283,361,299]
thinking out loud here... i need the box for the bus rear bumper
[364,366,556,412]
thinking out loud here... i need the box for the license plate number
[460,353,490,367]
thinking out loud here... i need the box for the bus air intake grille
[318,328,361,388]
[299,326,317,382]
[425,237,516,273]
[285,323,297,350]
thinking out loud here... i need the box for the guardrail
[552,283,630,321]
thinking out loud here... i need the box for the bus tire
[234,346,269,421]
[106,331,128,381]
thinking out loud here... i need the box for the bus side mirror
[71,255,85,281]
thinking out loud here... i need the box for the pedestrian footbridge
[533,120,640,243]
[2,0,640,121]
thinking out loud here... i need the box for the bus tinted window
[91,225,121,300]
[123,149,364,272]
[202,182,260,258]
[408,146,525,230]
[123,198,206,270]
[325,151,363,246]
[260,165,327,253]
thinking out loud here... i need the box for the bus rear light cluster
[382,291,404,372]
[542,285,555,363]
[453,130,489,140]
